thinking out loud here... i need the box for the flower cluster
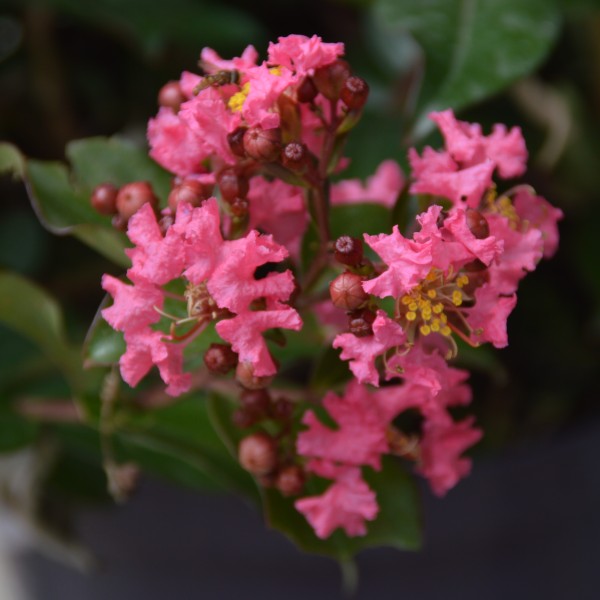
[95,36,562,542]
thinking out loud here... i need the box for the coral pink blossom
[247,177,308,261]
[333,311,406,386]
[216,308,302,377]
[418,415,482,496]
[513,189,563,258]
[147,108,209,178]
[331,160,404,208]
[429,109,528,178]
[465,284,517,348]
[267,35,344,78]
[297,380,390,469]
[199,45,259,73]
[295,465,378,539]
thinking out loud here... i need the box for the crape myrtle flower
[102,199,301,396]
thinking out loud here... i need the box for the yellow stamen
[406,311,417,321]
[427,289,437,299]
[420,324,431,336]
[227,82,250,112]
[452,290,463,306]
[441,325,452,336]
[433,302,444,314]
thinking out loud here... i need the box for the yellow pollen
[419,324,431,336]
[430,319,440,332]
[227,82,250,112]
[269,66,282,76]
[456,274,469,288]
[441,325,452,336]
[421,309,432,321]
[408,302,418,312]
[452,290,463,306]
[433,303,444,314]
[406,311,417,321]
[401,295,412,305]
[427,289,437,299]
[440,313,448,324]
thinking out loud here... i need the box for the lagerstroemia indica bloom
[97,35,562,544]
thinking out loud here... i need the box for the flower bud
[116,181,159,222]
[240,388,271,414]
[271,397,293,422]
[91,183,118,215]
[334,235,363,266]
[236,361,274,390]
[227,126,248,158]
[296,76,318,103]
[232,407,259,429]
[243,127,282,162]
[111,213,128,231]
[312,60,350,100]
[330,272,368,311]
[203,343,238,374]
[158,81,185,113]
[168,179,210,212]
[348,308,376,337]
[276,464,305,497]
[217,168,249,202]
[465,208,490,239]
[340,76,369,110]
[238,432,278,476]
[158,214,174,235]
[281,142,309,171]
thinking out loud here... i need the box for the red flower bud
[238,432,278,476]
[116,181,159,222]
[276,464,305,497]
[334,235,363,266]
[227,126,248,158]
[465,208,490,239]
[158,81,185,113]
[296,76,318,103]
[330,272,368,311]
[232,407,259,429]
[349,308,376,337]
[271,397,293,422]
[312,60,350,100]
[340,76,369,110]
[168,179,210,212]
[236,361,274,390]
[203,343,238,374]
[243,127,281,162]
[281,142,309,171]
[91,183,118,216]
[217,168,249,202]
[240,389,271,414]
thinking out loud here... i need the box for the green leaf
[0,141,25,178]
[371,0,561,137]
[263,456,422,560]
[330,202,392,238]
[0,412,39,452]
[83,296,126,368]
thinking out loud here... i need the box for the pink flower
[331,160,404,208]
[429,109,528,178]
[295,466,378,539]
[297,380,389,469]
[333,311,406,386]
[246,177,308,260]
[147,107,210,178]
[418,415,482,496]
[513,189,563,259]
[216,307,302,377]
[199,45,259,73]
[267,35,344,78]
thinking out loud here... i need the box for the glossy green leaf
[330,202,392,238]
[371,0,561,137]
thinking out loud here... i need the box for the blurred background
[1,0,599,598]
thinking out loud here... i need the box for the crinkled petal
[268,35,344,77]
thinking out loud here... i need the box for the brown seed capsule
[334,235,363,266]
[296,76,318,103]
[91,183,118,215]
[217,168,249,202]
[238,432,278,476]
[168,179,210,212]
[243,127,281,162]
[227,126,248,158]
[340,76,369,110]
[312,60,350,100]
[330,272,369,311]
[465,208,490,239]
[203,343,238,374]
[281,142,309,171]
[276,465,305,497]
[235,361,274,390]
[158,81,185,113]
[116,181,159,222]
[348,308,376,337]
